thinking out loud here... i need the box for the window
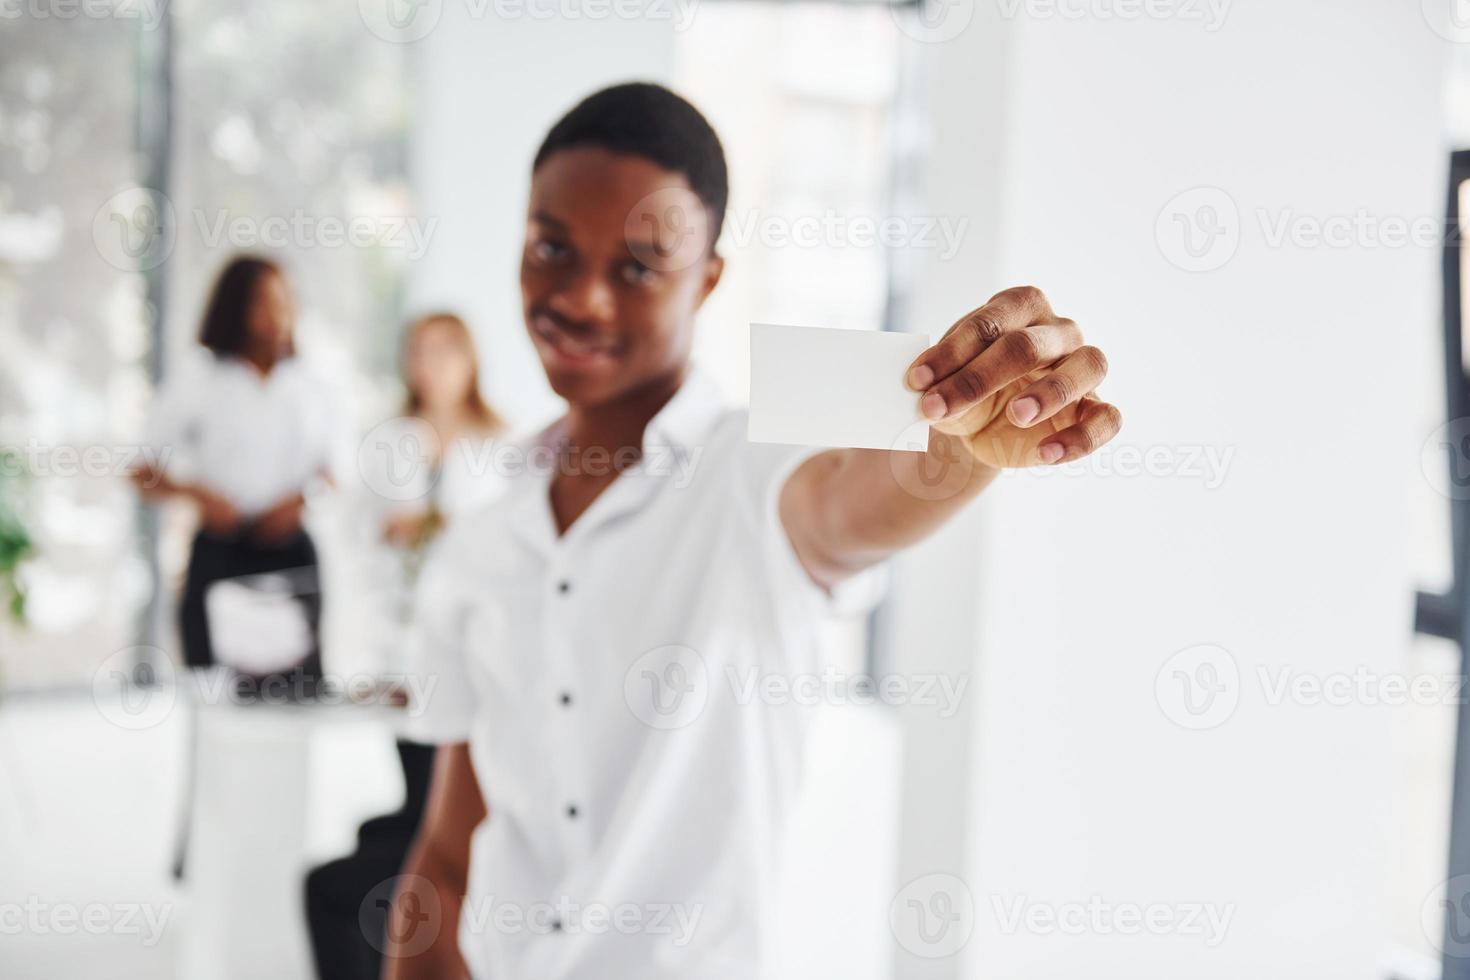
[676,4,914,678]
[0,15,152,687]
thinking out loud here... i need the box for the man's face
[520,146,723,407]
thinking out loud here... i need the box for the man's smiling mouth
[532,312,622,363]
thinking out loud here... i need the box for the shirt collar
[641,365,725,457]
[506,366,725,555]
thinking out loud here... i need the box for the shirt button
[566,803,579,819]
[550,917,563,933]
[559,691,572,707]
[557,580,571,595]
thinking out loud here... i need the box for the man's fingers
[905,286,1054,390]
[1037,397,1122,464]
[919,319,1082,421]
[1006,344,1109,428]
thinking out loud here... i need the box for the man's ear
[696,252,724,308]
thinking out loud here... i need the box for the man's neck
[562,366,687,459]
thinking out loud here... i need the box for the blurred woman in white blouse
[133,255,339,683]
[380,312,508,550]
[351,312,508,675]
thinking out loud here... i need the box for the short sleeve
[141,354,208,481]
[398,539,479,745]
[741,438,889,619]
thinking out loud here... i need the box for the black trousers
[305,740,438,980]
[179,528,322,678]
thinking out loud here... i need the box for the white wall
[906,3,1445,977]
[406,13,676,428]
[408,6,1448,977]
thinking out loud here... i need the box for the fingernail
[920,392,947,421]
[1038,443,1063,464]
[907,364,934,390]
[1010,397,1039,426]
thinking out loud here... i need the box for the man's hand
[253,493,305,545]
[781,285,1123,591]
[905,286,1121,468]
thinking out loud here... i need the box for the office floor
[0,691,899,980]
[0,693,401,980]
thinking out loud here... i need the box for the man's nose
[550,267,615,324]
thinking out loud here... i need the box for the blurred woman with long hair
[381,312,507,549]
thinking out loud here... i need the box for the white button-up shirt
[409,369,882,980]
[143,351,343,518]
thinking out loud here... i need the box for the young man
[387,83,1120,979]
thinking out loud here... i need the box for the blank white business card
[748,323,932,452]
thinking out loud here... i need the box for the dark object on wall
[1416,148,1470,980]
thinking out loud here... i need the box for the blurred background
[0,0,1466,977]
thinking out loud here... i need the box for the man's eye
[620,261,659,286]
[531,240,569,263]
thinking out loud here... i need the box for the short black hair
[199,255,288,357]
[533,82,729,245]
